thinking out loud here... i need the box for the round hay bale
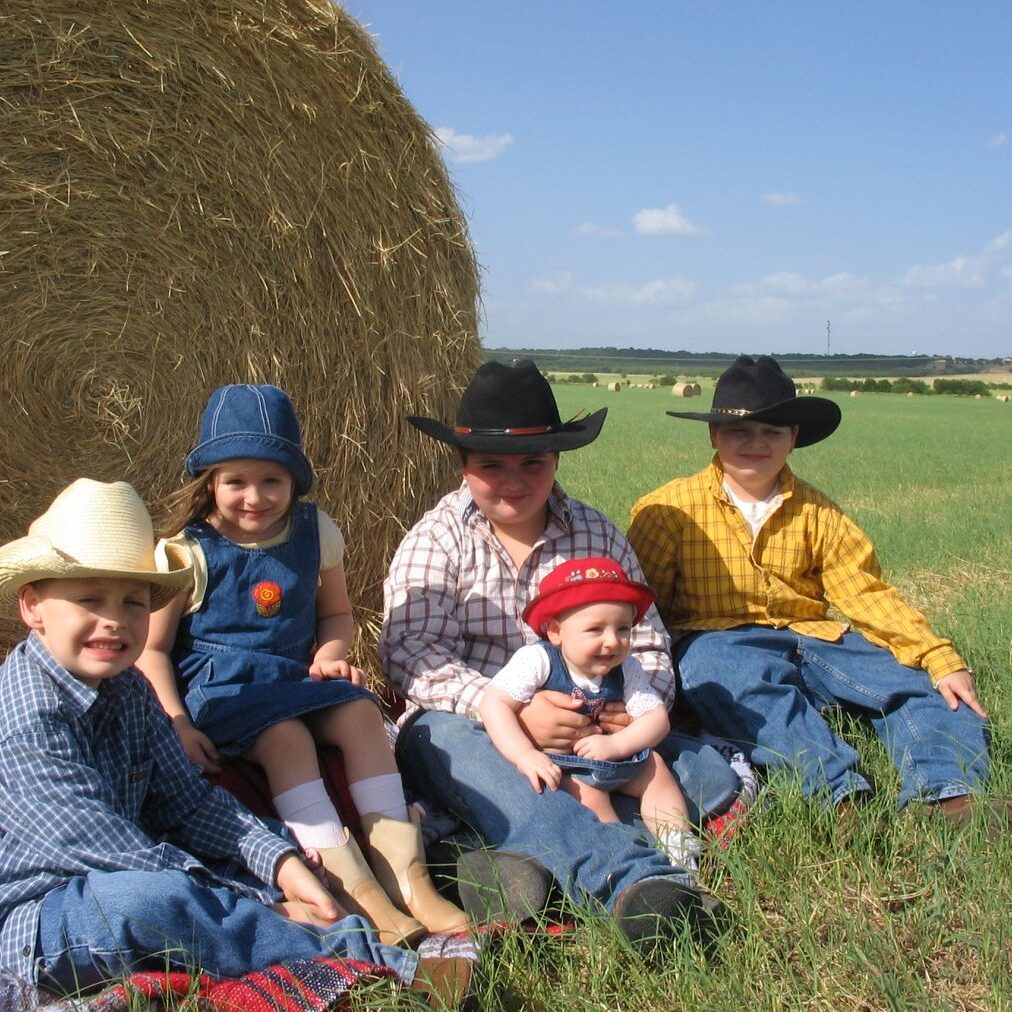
[850,390,862,398]
[690,382,702,396]
[0,1,480,657]
[907,391,915,397]
[592,382,599,387]
[607,381,621,392]
[672,383,695,397]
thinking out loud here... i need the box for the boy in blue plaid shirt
[0,480,442,999]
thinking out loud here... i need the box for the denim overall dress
[540,641,651,790]
[173,502,375,757]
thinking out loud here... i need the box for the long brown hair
[160,472,217,538]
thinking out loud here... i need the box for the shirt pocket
[120,758,154,821]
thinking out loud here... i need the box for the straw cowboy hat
[523,557,655,637]
[0,479,192,610]
[185,384,314,494]
[408,360,607,455]
[667,355,841,448]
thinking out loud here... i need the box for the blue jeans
[36,870,416,994]
[398,711,740,908]
[675,627,990,808]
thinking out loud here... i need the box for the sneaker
[454,849,553,923]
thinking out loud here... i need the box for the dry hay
[0,1,481,656]
[672,382,696,397]
[850,390,862,398]
[607,381,621,392]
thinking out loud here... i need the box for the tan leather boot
[410,956,473,1008]
[316,830,426,947]
[361,811,470,934]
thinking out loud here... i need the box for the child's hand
[517,690,593,751]
[172,716,222,773]
[573,735,624,762]
[308,659,366,687]
[597,701,633,735]
[274,853,345,924]
[936,669,988,718]
[515,751,562,793]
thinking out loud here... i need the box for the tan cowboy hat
[0,479,192,610]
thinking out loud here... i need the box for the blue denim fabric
[550,749,652,791]
[173,503,374,757]
[397,711,738,908]
[35,870,416,993]
[675,626,990,807]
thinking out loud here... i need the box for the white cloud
[632,203,704,238]
[900,255,986,289]
[434,127,513,163]
[763,192,803,206]
[988,132,1008,147]
[735,271,867,298]
[531,272,696,304]
[531,271,574,294]
[987,230,1012,252]
[575,221,622,238]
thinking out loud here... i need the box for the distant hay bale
[974,394,983,400]
[997,394,1011,403]
[690,382,702,396]
[672,383,696,397]
[592,382,599,387]
[607,381,621,392]
[0,1,480,655]
[907,391,915,397]
[850,390,862,398]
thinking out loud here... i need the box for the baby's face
[19,577,151,687]
[547,600,637,680]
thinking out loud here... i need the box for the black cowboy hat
[667,355,841,447]
[408,360,607,454]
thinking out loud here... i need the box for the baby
[480,557,699,879]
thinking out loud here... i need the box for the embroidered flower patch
[252,580,282,617]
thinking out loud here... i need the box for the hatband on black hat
[408,360,607,454]
[667,355,841,447]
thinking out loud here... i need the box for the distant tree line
[821,376,1004,396]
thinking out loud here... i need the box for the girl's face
[461,452,559,538]
[207,458,295,542]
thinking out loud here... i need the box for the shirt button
[22,945,31,956]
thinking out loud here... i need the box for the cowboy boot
[360,811,470,934]
[316,830,426,947]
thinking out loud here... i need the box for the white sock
[657,828,701,879]
[273,779,346,850]
[349,773,409,822]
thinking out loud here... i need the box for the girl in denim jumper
[480,557,700,880]
[139,384,467,947]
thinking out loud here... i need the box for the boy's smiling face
[709,419,799,499]
[19,577,151,687]
[460,451,559,536]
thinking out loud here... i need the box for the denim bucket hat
[185,384,313,493]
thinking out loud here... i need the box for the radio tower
[826,320,831,357]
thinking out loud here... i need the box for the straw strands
[0,1,480,653]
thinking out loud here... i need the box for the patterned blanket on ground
[3,934,479,1011]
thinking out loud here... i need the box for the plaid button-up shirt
[0,635,292,983]
[380,483,673,721]
[627,458,965,684]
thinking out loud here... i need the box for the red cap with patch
[523,556,655,637]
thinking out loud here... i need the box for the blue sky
[343,3,1011,359]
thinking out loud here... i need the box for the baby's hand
[573,735,624,762]
[936,669,988,718]
[173,716,221,773]
[515,751,562,794]
[308,659,366,687]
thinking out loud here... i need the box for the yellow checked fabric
[628,457,966,684]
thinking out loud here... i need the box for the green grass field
[394,385,1011,1012]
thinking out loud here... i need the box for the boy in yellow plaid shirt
[628,355,1009,829]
